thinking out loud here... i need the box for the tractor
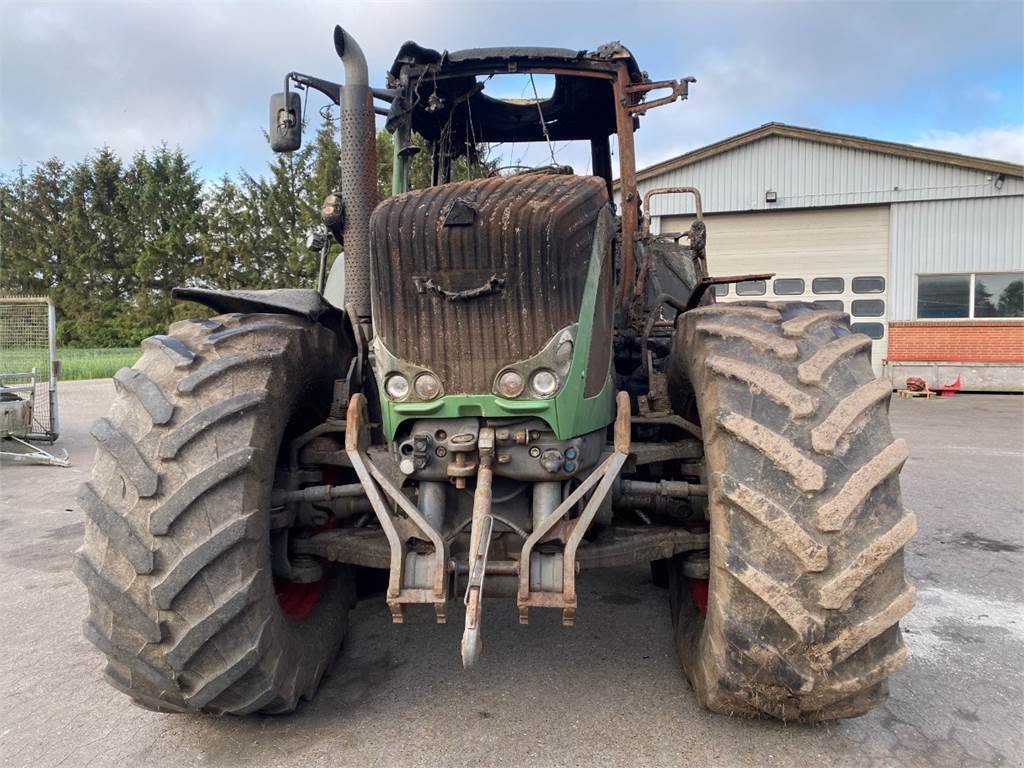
[76,27,914,721]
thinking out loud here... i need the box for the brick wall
[887,321,1024,363]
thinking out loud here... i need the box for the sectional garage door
[661,206,891,373]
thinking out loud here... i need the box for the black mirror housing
[269,91,302,152]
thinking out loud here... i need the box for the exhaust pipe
[333,26,377,324]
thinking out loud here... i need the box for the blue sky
[2,0,1022,180]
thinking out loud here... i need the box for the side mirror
[269,91,302,152]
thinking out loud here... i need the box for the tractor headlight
[414,373,441,400]
[384,373,410,401]
[554,339,574,368]
[496,370,525,398]
[529,369,559,399]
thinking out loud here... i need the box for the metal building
[631,123,1024,390]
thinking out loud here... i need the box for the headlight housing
[414,372,442,400]
[496,370,525,398]
[491,324,576,401]
[529,369,559,398]
[384,373,410,401]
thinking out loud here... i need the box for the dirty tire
[76,313,355,715]
[666,301,914,721]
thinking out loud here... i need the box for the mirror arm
[285,72,398,112]
[286,71,342,105]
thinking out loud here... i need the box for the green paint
[377,209,616,441]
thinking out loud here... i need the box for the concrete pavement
[0,380,1021,767]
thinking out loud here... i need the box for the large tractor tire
[75,313,354,715]
[667,302,915,721]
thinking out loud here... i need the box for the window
[812,277,844,294]
[713,283,729,297]
[851,322,885,340]
[773,278,805,295]
[975,273,1024,318]
[736,280,766,296]
[852,299,885,317]
[812,300,844,311]
[918,275,970,318]
[917,272,1023,319]
[853,276,886,294]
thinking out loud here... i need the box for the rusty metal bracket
[414,274,505,302]
[624,76,696,115]
[346,394,449,624]
[516,392,631,626]
[682,273,776,312]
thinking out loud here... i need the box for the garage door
[661,206,890,374]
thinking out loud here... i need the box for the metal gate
[0,296,60,441]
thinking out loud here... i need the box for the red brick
[887,322,1024,363]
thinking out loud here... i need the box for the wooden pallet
[896,388,934,399]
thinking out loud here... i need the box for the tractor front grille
[369,174,608,394]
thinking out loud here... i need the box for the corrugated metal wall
[889,195,1024,320]
[638,135,1023,221]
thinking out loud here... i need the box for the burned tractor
[77,27,914,721]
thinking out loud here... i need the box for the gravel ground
[1,380,1021,768]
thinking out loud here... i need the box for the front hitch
[460,427,495,668]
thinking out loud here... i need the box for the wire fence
[0,296,59,440]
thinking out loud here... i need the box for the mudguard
[172,287,342,324]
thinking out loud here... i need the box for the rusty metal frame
[614,66,640,312]
[346,393,449,623]
[641,186,703,237]
[516,391,631,626]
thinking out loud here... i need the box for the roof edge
[626,122,1024,186]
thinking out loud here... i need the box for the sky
[1,0,1022,181]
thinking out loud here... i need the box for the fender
[172,287,342,325]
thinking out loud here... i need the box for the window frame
[851,299,885,318]
[812,277,845,295]
[735,279,767,296]
[852,276,886,294]
[915,271,1024,321]
[851,321,886,340]
[772,277,805,296]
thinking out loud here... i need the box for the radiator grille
[370,174,608,393]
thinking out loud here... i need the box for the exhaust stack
[334,25,377,324]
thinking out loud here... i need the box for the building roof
[630,122,1024,185]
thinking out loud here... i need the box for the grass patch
[59,348,141,381]
[1,347,141,382]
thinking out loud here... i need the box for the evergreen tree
[1,124,495,347]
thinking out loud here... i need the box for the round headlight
[554,339,574,368]
[414,373,441,400]
[497,370,525,398]
[530,369,559,398]
[384,373,410,401]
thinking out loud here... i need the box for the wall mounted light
[765,190,778,203]
[995,174,1005,190]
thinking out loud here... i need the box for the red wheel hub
[689,579,709,614]
[275,575,326,621]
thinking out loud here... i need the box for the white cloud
[911,126,1024,165]
[1,1,1021,177]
